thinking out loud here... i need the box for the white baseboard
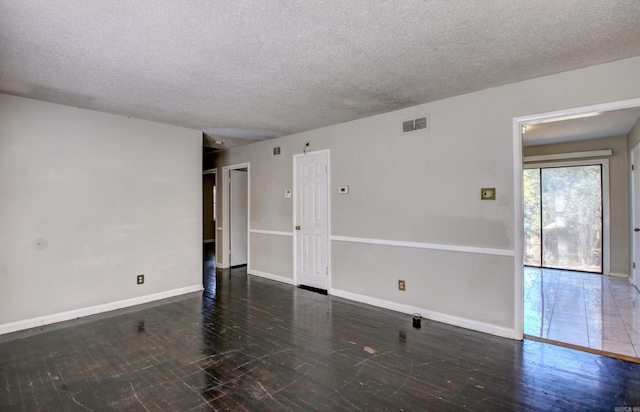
[0,284,203,336]
[248,269,295,285]
[607,272,628,278]
[329,288,515,339]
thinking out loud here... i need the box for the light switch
[284,190,292,199]
[338,185,349,194]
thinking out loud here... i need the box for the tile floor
[524,267,640,359]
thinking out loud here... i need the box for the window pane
[541,165,602,272]
[523,169,541,267]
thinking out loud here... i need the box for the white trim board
[248,269,296,285]
[517,98,640,125]
[0,284,203,336]
[523,149,612,163]
[330,288,515,339]
[331,235,514,257]
[250,229,293,237]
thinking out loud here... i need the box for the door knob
[295,225,301,230]
[635,228,640,232]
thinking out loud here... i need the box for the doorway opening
[221,163,250,270]
[229,168,248,267]
[202,145,217,297]
[203,169,217,292]
[203,170,217,245]
[514,97,640,360]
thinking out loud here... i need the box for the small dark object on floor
[413,313,422,328]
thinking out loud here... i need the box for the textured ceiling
[2,1,640,147]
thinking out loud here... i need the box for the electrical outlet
[398,280,406,291]
[137,274,144,285]
[481,187,496,200]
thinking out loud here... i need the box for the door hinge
[325,164,328,173]
[633,164,635,171]
[634,262,636,269]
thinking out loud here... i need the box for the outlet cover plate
[481,188,496,200]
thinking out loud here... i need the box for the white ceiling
[523,107,640,147]
[1,1,640,148]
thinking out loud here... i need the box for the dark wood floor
[2,251,640,410]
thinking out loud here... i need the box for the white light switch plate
[284,190,292,198]
[338,185,349,194]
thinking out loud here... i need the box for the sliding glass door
[524,164,603,273]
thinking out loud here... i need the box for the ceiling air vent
[401,115,430,134]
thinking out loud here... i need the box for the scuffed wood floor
[1,266,640,411]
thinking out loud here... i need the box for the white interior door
[294,151,329,290]
[230,169,248,267]
[632,145,640,286]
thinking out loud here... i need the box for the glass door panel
[523,165,603,273]
[541,165,602,272]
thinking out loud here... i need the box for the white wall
[216,56,640,338]
[0,94,203,333]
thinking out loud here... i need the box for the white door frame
[292,149,331,290]
[221,162,250,269]
[513,97,640,340]
[631,143,640,287]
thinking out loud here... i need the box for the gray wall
[524,135,629,275]
[628,118,640,149]
[0,94,203,332]
[215,56,640,338]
